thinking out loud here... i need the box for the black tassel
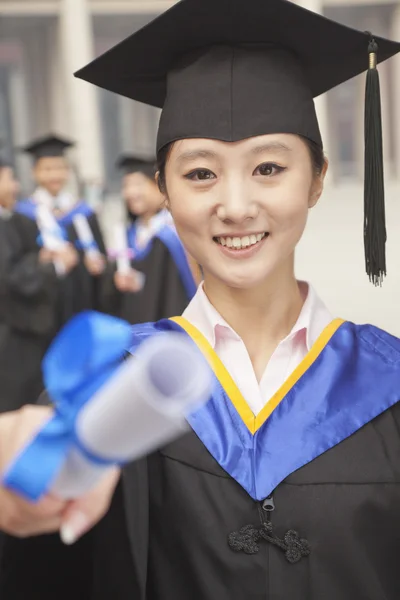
[364,36,386,286]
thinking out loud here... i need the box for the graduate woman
[3,0,400,598]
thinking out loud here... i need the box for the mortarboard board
[75,0,400,285]
[22,135,74,161]
[116,154,157,180]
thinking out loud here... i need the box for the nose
[216,177,258,224]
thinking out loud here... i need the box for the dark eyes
[185,169,216,181]
[184,162,286,182]
[253,163,286,177]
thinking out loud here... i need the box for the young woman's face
[123,172,163,218]
[165,134,326,289]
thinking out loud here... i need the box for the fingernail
[60,511,88,545]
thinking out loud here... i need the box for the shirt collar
[183,281,333,351]
[32,187,75,212]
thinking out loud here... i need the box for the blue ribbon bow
[2,311,132,502]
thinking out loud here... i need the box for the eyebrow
[250,142,292,155]
[176,149,218,165]
[175,141,292,165]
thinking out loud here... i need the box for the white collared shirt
[183,282,333,415]
[32,187,75,212]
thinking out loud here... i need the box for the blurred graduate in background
[15,134,108,321]
[0,158,63,413]
[101,154,200,324]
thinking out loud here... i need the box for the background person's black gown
[66,211,108,315]
[0,211,58,414]
[1,394,400,599]
[100,236,191,324]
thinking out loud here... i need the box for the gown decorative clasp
[228,521,310,564]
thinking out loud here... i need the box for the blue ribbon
[2,311,133,502]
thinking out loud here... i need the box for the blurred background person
[16,134,108,319]
[0,158,62,414]
[101,154,200,323]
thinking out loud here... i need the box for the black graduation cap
[22,135,74,161]
[116,154,157,180]
[75,0,400,285]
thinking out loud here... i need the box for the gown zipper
[260,495,275,522]
[259,496,275,599]
[228,494,309,564]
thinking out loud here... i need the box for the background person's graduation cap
[75,0,400,285]
[116,154,157,180]
[22,135,74,161]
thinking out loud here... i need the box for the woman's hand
[0,406,120,543]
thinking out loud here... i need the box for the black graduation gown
[100,237,190,323]
[87,399,400,600]
[2,401,400,599]
[66,212,107,314]
[0,212,58,413]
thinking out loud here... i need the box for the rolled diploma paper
[113,223,131,274]
[51,332,212,498]
[36,204,66,251]
[72,213,99,257]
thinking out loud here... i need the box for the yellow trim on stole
[169,316,346,435]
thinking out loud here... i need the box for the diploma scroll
[72,214,100,257]
[113,223,132,274]
[51,333,211,498]
[2,312,212,502]
[36,205,67,251]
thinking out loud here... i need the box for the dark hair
[157,143,173,194]
[157,136,326,193]
[302,137,326,176]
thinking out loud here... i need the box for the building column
[47,18,70,137]
[131,101,159,157]
[21,30,51,138]
[58,0,104,185]
[391,6,400,181]
[294,0,332,182]
[9,56,31,192]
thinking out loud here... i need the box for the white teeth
[217,233,266,250]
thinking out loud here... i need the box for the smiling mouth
[213,232,268,250]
